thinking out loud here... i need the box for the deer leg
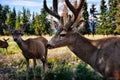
[2,48,4,54]
[6,48,8,54]
[26,59,29,80]
[41,58,46,73]
[33,59,36,80]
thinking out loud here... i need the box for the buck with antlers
[1,22,48,80]
[44,0,120,80]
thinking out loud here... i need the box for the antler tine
[1,23,12,32]
[64,0,85,30]
[65,0,84,21]
[20,22,30,32]
[44,0,60,20]
[53,0,58,14]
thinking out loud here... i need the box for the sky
[0,0,108,14]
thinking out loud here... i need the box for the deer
[1,22,48,80]
[44,0,120,80]
[0,38,9,54]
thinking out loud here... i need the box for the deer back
[24,38,46,58]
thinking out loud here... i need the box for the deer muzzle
[46,44,54,49]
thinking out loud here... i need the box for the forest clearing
[0,35,118,80]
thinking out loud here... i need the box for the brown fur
[0,38,9,53]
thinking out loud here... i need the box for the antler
[1,22,30,32]
[1,23,13,32]
[64,0,85,30]
[44,0,85,30]
[44,0,60,20]
[20,22,30,32]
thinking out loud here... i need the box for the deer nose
[46,44,53,49]
[14,38,17,41]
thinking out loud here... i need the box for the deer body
[1,23,48,80]
[0,38,9,53]
[16,38,46,59]
[44,0,120,79]
[48,29,120,80]
[68,33,120,79]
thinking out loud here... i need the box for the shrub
[75,62,102,80]
[44,65,73,80]
[18,66,42,80]
[0,64,18,80]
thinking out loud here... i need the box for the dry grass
[0,34,119,64]
[0,34,119,55]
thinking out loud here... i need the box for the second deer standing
[2,22,48,80]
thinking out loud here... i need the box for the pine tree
[81,1,90,34]
[0,4,3,23]
[100,0,107,15]
[11,7,16,29]
[21,7,31,34]
[2,5,10,23]
[0,5,9,35]
[6,12,12,26]
[29,12,35,34]
[96,0,111,35]
[108,0,118,34]
[34,13,40,35]
[39,8,52,35]
[0,4,3,35]
[12,7,16,29]
[15,11,21,30]
[90,4,97,35]
[22,7,30,24]
[113,1,120,34]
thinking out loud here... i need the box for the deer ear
[20,22,30,32]
[73,20,86,32]
[3,38,9,41]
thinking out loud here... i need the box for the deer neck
[15,38,28,51]
[68,33,97,64]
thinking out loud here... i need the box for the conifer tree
[96,0,110,35]
[34,13,40,35]
[11,7,16,29]
[81,1,90,34]
[0,4,3,35]
[2,5,9,23]
[15,11,21,30]
[39,8,52,35]
[29,12,35,34]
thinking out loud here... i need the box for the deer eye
[60,34,66,37]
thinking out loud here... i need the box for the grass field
[0,35,119,80]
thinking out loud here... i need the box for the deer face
[47,30,73,48]
[11,30,22,42]
[1,22,29,42]
[47,20,86,49]
[44,0,85,49]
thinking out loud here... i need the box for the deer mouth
[46,44,54,49]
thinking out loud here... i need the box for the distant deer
[1,22,48,80]
[0,38,9,54]
[44,0,120,80]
